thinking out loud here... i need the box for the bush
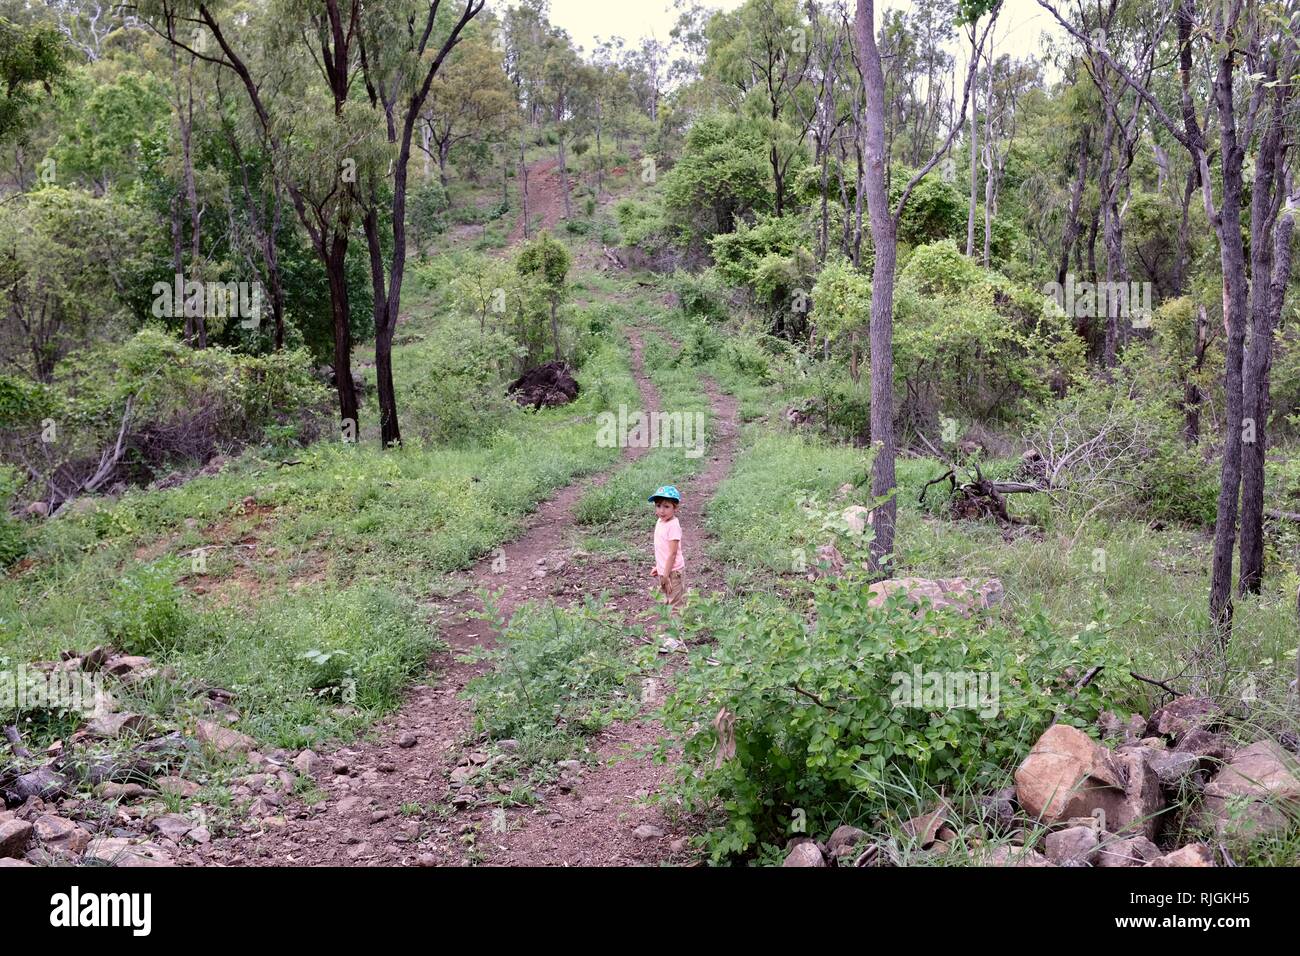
[659,579,1128,860]
[669,268,729,322]
[464,597,638,744]
[1026,372,1218,526]
[0,464,27,567]
[105,562,189,656]
[662,115,772,243]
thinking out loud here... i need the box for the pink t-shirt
[654,516,685,574]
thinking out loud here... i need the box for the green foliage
[709,215,809,291]
[893,239,1084,426]
[0,16,68,145]
[105,562,189,657]
[0,464,26,567]
[669,268,730,322]
[662,115,772,242]
[1027,371,1219,526]
[516,231,571,293]
[408,178,450,246]
[0,186,154,379]
[811,256,870,340]
[465,596,639,744]
[891,172,965,248]
[660,581,1127,859]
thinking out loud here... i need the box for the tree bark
[855,0,898,572]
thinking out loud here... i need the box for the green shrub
[659,580,1129,860]
[105,562,189,656]
[669,268,729,322]
[464,597,639,744]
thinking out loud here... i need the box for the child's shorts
[658,570,687,611]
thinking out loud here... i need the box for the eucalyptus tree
[852,0,1002,572]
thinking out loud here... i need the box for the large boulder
[1202,740,1300,840]
[867,577,1004,617]
[508,362,580,409]
[1014,725,1164,839]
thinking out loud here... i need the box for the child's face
[655,499,677,521]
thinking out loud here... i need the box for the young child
[648,485,686,613]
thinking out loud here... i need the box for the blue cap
[648,485,682,503]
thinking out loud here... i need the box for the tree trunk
[1208,56,1251,637]
[1239,107,1295,596]
[326,232,359,433]
[855,0,898,573]
[1057,127,1090,286]
[1182,304,1208,444]
[965,29,979,258]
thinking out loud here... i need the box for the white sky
[529,0,1063,61]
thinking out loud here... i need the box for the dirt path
[507,157,570,244]
[203,327,741,867]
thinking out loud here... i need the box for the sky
[530,0,1066,62]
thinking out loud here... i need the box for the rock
[85,712,154,739]
[1143,749,1201,788]
[195,720,256,755]
[1145,843,1215,867]
[842,505,873,535]
[633,824,664,841]
[1096,834,1163,868]
[1146,697,1221,742]
[336,796,365,814]
[1174,728,1231,760]
[981,845,1054,867]
[867,577,1005,616]
[13,767,69,802]
[346,841,373,860]
[154,776,200,798]
[0,858,33,867]
[498,739,519,752]
[96,782,151,801]
[976,787,1019,834]
[35,815,91,855]
[84,837,175,867]
[397,733,418,749]
[188,826,210,844]
[1015,724,1164,839]
[1015,724,1123,821]
[449,765,476,786]
[556,760,581,774]
[149,814,196,842]
[825,825,868,861]
[1045,826,1098,866]
[902,802,953,848]
[812,542,845,578]
[782,841,826,867]
[1202,740,1300,840]
[0,819,35,857]
[105,655,153,677]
